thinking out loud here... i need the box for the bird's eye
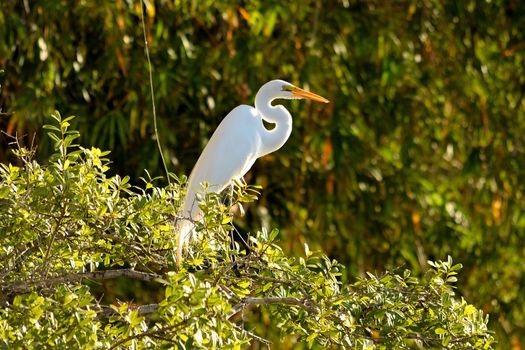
[281,85,294,92]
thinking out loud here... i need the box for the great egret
[177,79,329,260]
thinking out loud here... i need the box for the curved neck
[255,89,293,157]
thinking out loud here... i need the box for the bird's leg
[236,178,246,217]
[231,178,251,254]
[228,182,234,212]
[228,182,235,253]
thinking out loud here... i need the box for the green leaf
[269,229,279,241]
[435,328,448,335]
[262,282,273,292]
[306,332,318,348]
[43,124,61,132]
[47,132,60,142]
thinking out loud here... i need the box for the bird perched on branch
[177,79,329,261]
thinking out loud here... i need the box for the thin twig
[96,303,159,318]
[228,296,320,319]
[139,0,170,184]
[108,319,190,350]
[39,205,67,277]
[232,323,271,346]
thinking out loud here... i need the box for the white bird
[177,79,329,260]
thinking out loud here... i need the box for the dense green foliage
[0,114,493,349]
[1,0,524,348]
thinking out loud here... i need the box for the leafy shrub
[0,114,494,348]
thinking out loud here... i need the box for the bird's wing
[183,105,259,218]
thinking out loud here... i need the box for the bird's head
[262,79,329,103]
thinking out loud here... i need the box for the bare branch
[3,269,162,295]
[96,303,160,318]
[228,296,320,319]
[39,196,67,277]
[232,323,271,346]
[240,272,313,299]
[108,319,190,350]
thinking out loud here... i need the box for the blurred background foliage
[1,0,524,348]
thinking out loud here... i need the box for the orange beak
[292,86,330,103]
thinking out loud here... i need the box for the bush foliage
[0,113,494,349]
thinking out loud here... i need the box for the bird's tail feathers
[176,218,194,264]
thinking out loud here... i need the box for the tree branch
[3,269,161,295]
[96,303,160,318]
[39,204,67,277]
[228,296,320,319]
[108,319,190,350]
[232,323,271,346]
[240,272,313,299]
